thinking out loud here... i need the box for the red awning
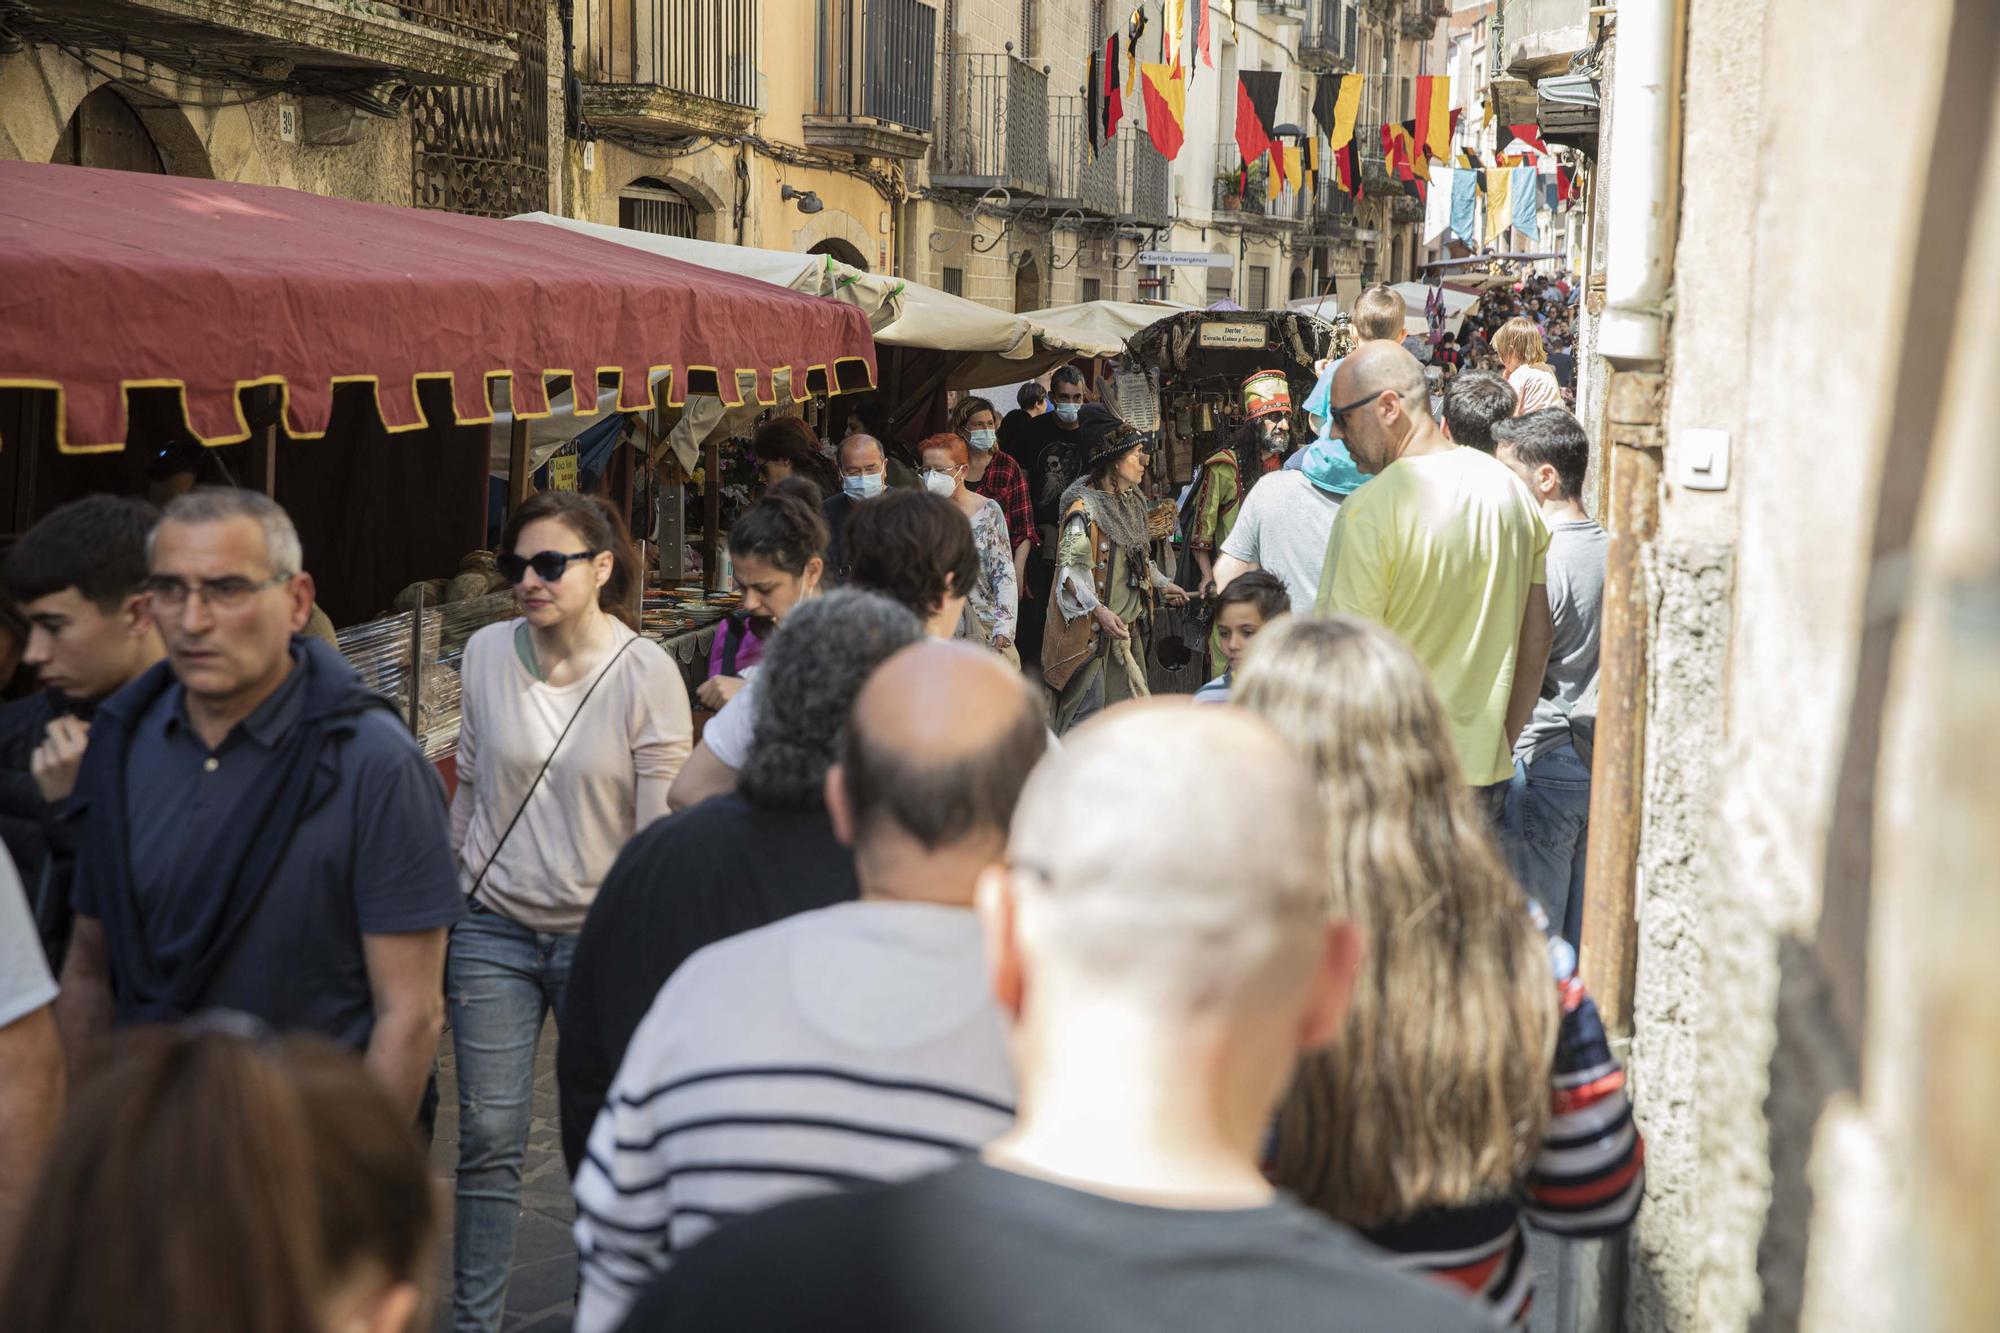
[0,162,877,452]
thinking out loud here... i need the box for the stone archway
[618,175,705,237]
[51,85,163,173]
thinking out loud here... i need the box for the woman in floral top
[918,432,1019,666]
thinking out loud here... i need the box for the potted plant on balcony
[1215,170,1244,213]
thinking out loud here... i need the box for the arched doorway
[807,237,870,272]
[1289,266,1308,300]
[51,86,163,174]
[1013,254,1043,313]
[618,177,702,238]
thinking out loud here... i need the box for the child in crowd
[1193,570,1290,704]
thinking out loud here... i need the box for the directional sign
[1139,250,1235,268]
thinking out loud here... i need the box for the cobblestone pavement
[429,1016,576,1333]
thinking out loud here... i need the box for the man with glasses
[55,488,461,1117]
[1312,341,1553,823]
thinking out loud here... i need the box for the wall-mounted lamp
[781,184,824,215]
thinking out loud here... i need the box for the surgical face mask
[967,427,998,452]
[842,472,885,500]
[921,469,957,498]
[1054,401,1081,424]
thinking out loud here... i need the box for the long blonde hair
[1493,316,1550,370]
[1236,615,1556,1226]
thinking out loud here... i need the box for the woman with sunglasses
[446,491,691,1333]
[918,431,1018,666]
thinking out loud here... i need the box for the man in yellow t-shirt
[1313,342,1553,812]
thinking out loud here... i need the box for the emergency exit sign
[1139,251,1234,268]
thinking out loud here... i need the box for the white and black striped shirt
[572,901,1015,1333]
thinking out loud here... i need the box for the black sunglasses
[1325,388,1395,429]
[497,549,601,584]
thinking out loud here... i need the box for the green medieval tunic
[1042,478,1160,734]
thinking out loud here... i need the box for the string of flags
[1080,9,1572,241]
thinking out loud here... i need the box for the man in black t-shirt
[614,705,1499,1333]
[1011,368,1120,670]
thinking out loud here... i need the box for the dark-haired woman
[666,480,827,812]
[749,416,840,499]
[446,491,691,1333]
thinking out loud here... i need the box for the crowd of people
[0,275,1643,1333]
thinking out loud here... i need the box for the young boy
[1193,571,1289,704]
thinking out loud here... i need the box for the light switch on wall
[1678,428,1731,491]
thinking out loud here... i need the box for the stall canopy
[1018,299,1194,347]
[510,213,1123,385]
[0,163,877,452]
[1285,282,1483,338]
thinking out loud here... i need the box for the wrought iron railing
[813,0,937,132]
[412,0,549,216]
[1213,142,1273,215]
[390,0,517,44]
[933,51,1048,195]
[581,0,758,109]
[1299,0,1359,69]
[1122,132,1171,225]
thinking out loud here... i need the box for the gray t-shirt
[1218,470,1345,611]
[0,847,57,1028]
[1516,517,1609,760]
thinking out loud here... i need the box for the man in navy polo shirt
[56,488,461,1116]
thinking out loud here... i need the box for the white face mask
[968,428,998,452]
[921,469,957,498]
[1054,402,1081,424]
[842,473,885,500]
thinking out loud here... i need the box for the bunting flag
[1424,165,1453,241]
[1163,0,1183,71]
[1196,0,1212,71]
[1509,123,1550,156]
[1140,63,1185,161]
[1304,134,1320,193]
[1450,106,1463,142]
[1450,166,1478,238]
[1557,165,1573,205]
[1283,142,1303,195]
[1102,33,1123,142]
[1087,50,1102,153]
[1125,9,1147,104]
[1482,93,1495,128]
[1236,70,1281,168]
[1485,168,1512,244]
[1457,148,1479,168]
[1313,72,1363,150]
[1398,119,1431,183]
[1512,164,1540,239]
[1268,145,1285,201]
[1414,75,1451,161]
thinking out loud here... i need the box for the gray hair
[737,589,924,810]
[149,486,304,576]
[1441,371,1518,455]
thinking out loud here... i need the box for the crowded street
[0,2,1994,1333]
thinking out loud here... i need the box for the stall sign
[1197,321,1268,349]
[549,454,579,491]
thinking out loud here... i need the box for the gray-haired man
[56,488,461,1116]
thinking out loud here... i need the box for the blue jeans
[446,904,578,1333]
[1504,741,1591,947]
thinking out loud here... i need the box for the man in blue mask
[822,433,889,583]
[1210,423,1367,613]
[1014,368,1117,672]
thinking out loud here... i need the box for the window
[942,266,964,295]
[1247,265,1270,309]
[1081,276,1102,302]
[1205,261,1233,304]
[618,178,700,238]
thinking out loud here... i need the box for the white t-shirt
[701,670,758,769]
[455,620,693,932]
[1219,470,1345,611]
[0,848,56,1027]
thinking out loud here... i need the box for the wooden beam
[507,415,532,512]
[700,436,721,591]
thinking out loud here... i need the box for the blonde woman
[1237,615,1643,1327]
[1493,316,1563,416]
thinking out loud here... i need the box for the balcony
[1120,132,1172,227]
[1,0,517,87]
[1298,0,1359,70]
[578,0,759,138]
[1355,124,1399,195]
[1304,181,1359,238]
[932,50,1048,197]
[806,0,936,160]
[1046,96,1121,216]
[1499,0,1593,78]
[1399,0,1440,38]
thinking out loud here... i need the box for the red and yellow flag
[1140,63,1185,161]
[1414,75,1451,162]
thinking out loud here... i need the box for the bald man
[1314,341,1553,818]
[823,431,889,581]
[616,702,1496,1333]
[574,640,1047,1333]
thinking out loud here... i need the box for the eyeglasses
[497,550,601,584]
[144,573,291,610]
[1325,388,1396,429]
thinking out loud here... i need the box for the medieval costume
[1043,430,1180,734]
[1196,369,1291,674]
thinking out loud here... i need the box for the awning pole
[507,416,532,513]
